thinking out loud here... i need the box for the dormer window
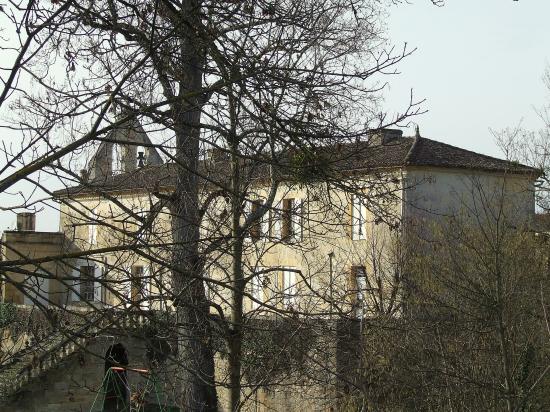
[137,145,145,168]
[112,144,123,175]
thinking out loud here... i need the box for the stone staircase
[0,333,88,399]
[0,309,151,402]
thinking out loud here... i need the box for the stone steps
[0,310,150,401]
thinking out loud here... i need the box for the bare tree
[0,0,428,410]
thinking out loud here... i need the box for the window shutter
[244,200,252,241]
[93,265,101,302]
[361,202,368,239]
[261,204,269,237]
[351,195,356,239]
[71,262,83,302]
[142,265,151,309]
[123,269,132,307]
[351,195,366,240]
[292,199,303,242]
[347,195,353,238]
[250,201,264,240]
[101,263,108,304]
[88,208,97,246]
[272,202,282,240]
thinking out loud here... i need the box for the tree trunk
[229,146,245,411]
[171,1,217,410]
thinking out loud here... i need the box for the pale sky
[1,0,549,232]
[384,0,550,155]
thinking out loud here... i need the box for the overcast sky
[1,0,549,232]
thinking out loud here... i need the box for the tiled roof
[54,136,540,197]
[402,137,537,172]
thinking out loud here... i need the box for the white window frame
[351,195,367,240]
[142,265,151,309]
[354,266,367,302]
[71,262,98,303]
[112,143,123,174]
[251,267,265,310]
[130,264,151,310]
[88,208,98,246]
[282,268,297,308]
[99,260,108,304]
[291,198,304,242]
[352,265,369,318]
[271,201,282,240]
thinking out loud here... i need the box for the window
[250,201,264,240]
[101,259,108,304]
[88,208,98,246]
[351,265,367,302]
[112,143,123,174]
[136,145,146,167]
[351,265,368,317]
[246,199,270,241]
[270,202,282,240]
[250,267,266,310]
[131,265,144,304]
[80,266,95,301]
[282,199,293,240]
[351,195,367,240]
[282,268,297,307]
[135,206,147,240]
[281,198,303,242]
[130,265,150,308]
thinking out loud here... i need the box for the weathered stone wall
[0,231,75,306]
[3,335,173,412]
[1,317,359,412]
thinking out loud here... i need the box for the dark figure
[103,343,130,412]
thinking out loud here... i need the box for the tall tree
[0,0,424,410]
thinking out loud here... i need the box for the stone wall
[2,317,359,412]
[4,335,177,412]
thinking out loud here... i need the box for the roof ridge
[418,136,537,170]
[403,136,419,165]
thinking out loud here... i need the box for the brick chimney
[17,212,36,231]
[368,128,403,145]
